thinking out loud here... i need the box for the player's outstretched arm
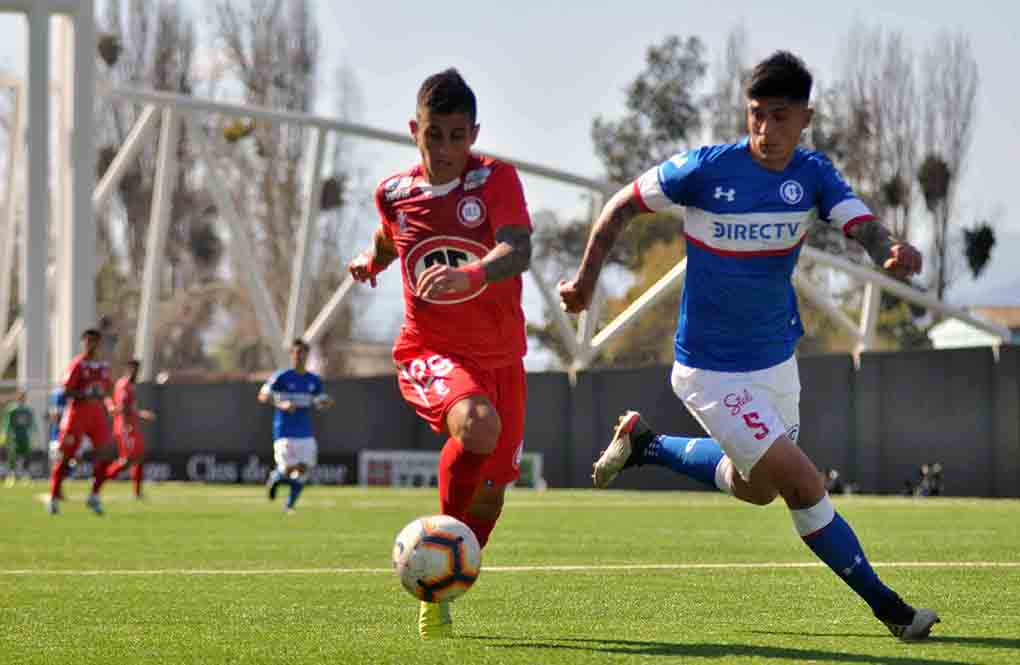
[349,226,398,288]
[558,185,646,313]
[847,220,923,280]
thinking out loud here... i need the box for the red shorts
[395,347,526,487]
[60,408,112,457]
[114,422,145,459]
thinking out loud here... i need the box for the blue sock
[643,435,725,489]
[286,478,305,509]
[794,498,899,614]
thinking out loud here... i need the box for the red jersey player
[48,328,115,515]
[104,359,156,499]
[348,68,533,640]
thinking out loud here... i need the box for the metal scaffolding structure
[0,0,1011,414]
[0,0,95,424]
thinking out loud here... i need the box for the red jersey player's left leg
[128,430,145,497]
[463,361,527,548]
[86,412,115,508]
[104,422,130,481]
[395,348,498,528]
[50,425,83,508]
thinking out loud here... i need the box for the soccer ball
[392,514,481,602]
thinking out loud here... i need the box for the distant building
[928,306,1020,349]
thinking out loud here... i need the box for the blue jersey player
[560,51,937,640]
[48,388,66,446]
[258,338,333,513]
[47,388,70,496]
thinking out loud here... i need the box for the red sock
[131,463,143,496]
[91,460,111,494]
[438,437,487,521]
[105,460,128,481]
[50,459,70,499]
[463,514,498,549]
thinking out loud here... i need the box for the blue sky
[0,1,1016,365]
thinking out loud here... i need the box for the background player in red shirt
[48,328,116,515]
[104,359,156,500]
[349,68,533,640]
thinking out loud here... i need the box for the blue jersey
[262,369,323,439]
[634,139,874,372]
[49,389,66,440]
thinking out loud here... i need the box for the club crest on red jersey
[406,236,489,304]
[456,196,487,229]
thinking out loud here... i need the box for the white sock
[714,456,735,495]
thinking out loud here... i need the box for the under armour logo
[842,554,863,577]
[714,186,736,202]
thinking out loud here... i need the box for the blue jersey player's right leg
[593,357,939,641]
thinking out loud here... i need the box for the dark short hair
[746,51,812,103]
[291,338,309,351]
[81,328,102,340]
[417,68,477,124]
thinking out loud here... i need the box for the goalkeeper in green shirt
[3,391,36,486]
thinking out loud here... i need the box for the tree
[96,0,224,372]
[963,223,996,278]
[211,0,358,375]
[591,35,707,185]
[918,30,978,301]
[530,35,709,369]
[707,23,750,143]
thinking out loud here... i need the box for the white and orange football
[391,514,481,603]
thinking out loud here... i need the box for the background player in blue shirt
[560,51,936,640]
[258,338,333,513]
[48,388,66,446]
[47,388,73,497]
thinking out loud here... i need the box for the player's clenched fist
[883,243,923,280]
[557,278,592,314]
[348,251,382,287]
[416,263,474,299]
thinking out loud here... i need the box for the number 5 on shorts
[743,411,771,440]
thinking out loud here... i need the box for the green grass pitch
[2,482,1019,664]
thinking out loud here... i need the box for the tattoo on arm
[372,226,399,266]
[482,226,532,282]
[577,195,644,288]
[848,220,896,267]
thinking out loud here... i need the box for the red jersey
[63,353,112,416]
[113,377,137,428]
[375,155,532,369]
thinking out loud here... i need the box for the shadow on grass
[459,635,975,664]
[749,630,1020,651]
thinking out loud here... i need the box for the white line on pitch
[2,561,1018,576]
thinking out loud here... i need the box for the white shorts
[273,437,318,471]
[671,356,800,481]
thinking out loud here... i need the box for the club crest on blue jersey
[780,180,805,205]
